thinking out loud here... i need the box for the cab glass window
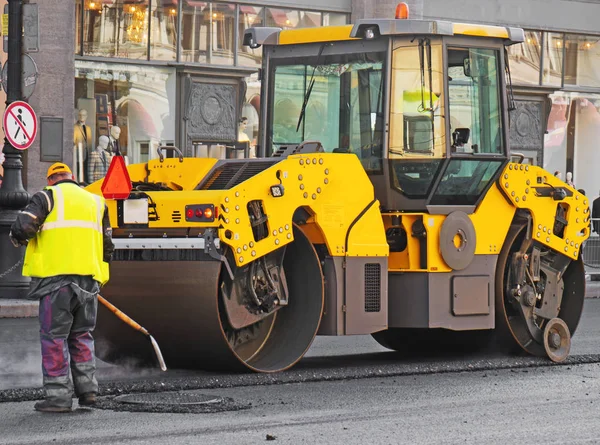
[430,159,504,205]
[448,48,503,154]
[269,48,385,173]
[389,39,445,198]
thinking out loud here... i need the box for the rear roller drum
[95,224,324,372]
[494,222,585,360]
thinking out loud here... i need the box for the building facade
[1,0,599,197]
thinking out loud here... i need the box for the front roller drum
[494,223,585,360]
[94,225,324,372]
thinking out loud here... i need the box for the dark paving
[3,363,600,444]
[2,297,600,404]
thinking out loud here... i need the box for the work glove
[8,231,26,247]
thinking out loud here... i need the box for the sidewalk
[0,299,38,318]
[2,280,600,319]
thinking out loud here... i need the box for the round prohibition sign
[3,100,37,150]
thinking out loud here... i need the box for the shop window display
[322,12,347,26]
[181,1,235,65]
[76,0,347,65]
[238,6,263,67]
[151,0,179,61]
[507,31,541,85]
[73,2,349,165]
[543,32,564,86]
[74,61,176,183]
[265,8,321,30]
[545,93,600,198]
[83,0,150,59]
[564,34,600,88]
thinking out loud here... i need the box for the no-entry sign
[2,100,37,150]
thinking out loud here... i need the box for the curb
[0,299,38,318]
[0,280,598,318]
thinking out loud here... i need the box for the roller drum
[94,225,324,373]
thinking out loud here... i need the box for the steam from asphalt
[0,349,42,390]
[0,334,165,392]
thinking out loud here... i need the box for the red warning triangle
[101,155,132,200]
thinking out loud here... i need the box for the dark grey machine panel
[388,254,497,330]
[451,275,490,316]
[318,256,345,336]
[345,256,388,335]
[317,256,388,336]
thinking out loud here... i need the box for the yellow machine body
[88,17,590,372]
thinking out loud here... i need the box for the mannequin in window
[74,109,92,181]
[108,125,122,155]
[238,117,256,158]
[238,117,250,143]
[566,172,574,188]
[88,135,114,183]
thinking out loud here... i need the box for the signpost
[0,54,39,99]
[2,3,37,53]
[0,0,32,299]
[2,100,37,150]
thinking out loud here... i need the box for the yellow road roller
[87,15,590,372]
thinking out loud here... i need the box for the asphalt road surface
[2,363,600,444]
[2,298,600,444]
[2,298,600,392]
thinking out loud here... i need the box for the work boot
[78,392,97,406]
[34,400,72,413]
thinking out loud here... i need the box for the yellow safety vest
[23,182,110,285]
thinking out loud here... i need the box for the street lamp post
[0,0,31,299]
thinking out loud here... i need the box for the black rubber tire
[372,328,494,357]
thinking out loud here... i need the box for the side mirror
[463,58,471,77]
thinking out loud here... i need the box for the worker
[8,162,114,413]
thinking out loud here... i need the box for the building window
[83,0,150,59]
[138,141,151,163]
[323,12,348,26]
[76,1,83,55]
[265,8,321,29]
[545,93,600,197]
[564,34,600,88]
[74,61,176,182]
[543,32,563,86]
[150,0,179,61]
[238,6,263,67]
[79,1,349,67]
[181,1,235,65]
[507,31,541,85]
[242,72,261,146]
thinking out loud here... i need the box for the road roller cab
[89,11,591,372]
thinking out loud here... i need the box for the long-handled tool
[98,295,167,371]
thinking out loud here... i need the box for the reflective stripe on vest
[40,186,103,233]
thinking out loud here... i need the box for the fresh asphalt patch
[3,352,600,404]
[93,391,251,414]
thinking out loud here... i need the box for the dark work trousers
[39,283,99,407]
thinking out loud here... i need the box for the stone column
[26,0,75,193]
